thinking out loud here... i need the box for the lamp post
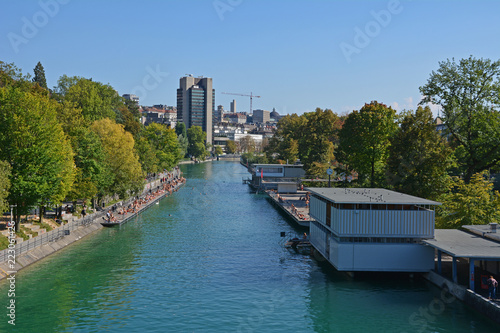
[326,167,333,188]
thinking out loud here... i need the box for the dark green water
[0,162,498,332]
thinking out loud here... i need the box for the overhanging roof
[423,229,500,259]
[306,188,441,205]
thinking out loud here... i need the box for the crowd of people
[103,170,186,223]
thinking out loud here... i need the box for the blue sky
[2,0,500,116]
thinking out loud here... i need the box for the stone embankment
[0,168,185,281]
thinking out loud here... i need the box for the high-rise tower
[177,75,214,144]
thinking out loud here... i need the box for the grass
[0,235,9,251]
[33,220,53,232]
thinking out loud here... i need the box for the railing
[0,167,183,264]
[0,209,106,263]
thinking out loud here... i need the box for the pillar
[469,259,475,291]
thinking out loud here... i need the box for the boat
[281,232,312,255]
[100,216,123,227]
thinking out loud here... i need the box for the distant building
[270,108,281,122]
[216,105,224,123]
[253,109,270,124]
[226,113,247,124]
[308,188,440,272]
[177,75,215,143]
[230,99,237,113]
[141,106,177,127]
[123,94,139,104]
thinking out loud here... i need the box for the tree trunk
[39,205,44,224]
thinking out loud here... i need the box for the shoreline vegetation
[0,168,186,280]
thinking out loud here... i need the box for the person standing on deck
[487,275,497,300]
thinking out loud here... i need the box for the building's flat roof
[462,225,500,242]
[254,164,304,167]
[423,229,500,259]
[306,188,441,205]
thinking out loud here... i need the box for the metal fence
[0,168,183,264]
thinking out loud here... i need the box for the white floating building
[307,188,441,272]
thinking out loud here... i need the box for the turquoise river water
[0,162,498,332]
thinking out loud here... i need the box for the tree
[437,171,500,228]
[420,56,500,183]
[214,146,224,156]
[0,86,75,229]
[239,135,256,153]
[176,122,189,158]
[0,61,30,87]
[226,140,237,154]
[142,123,181,170]
[386,106,454,199]
[91,119,143,198]
[63,78,119,123]
[187,126,208,160]
[135,136,159,175]
[67,127,113,204]
[265,108,340,173]
[0,161,11,215]
[337,101,397,188]
[32,61,47,89]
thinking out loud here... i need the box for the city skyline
[2,0,500,116]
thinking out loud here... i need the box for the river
[0,161,498,332]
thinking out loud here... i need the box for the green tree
[386,106,454,199]
[0,61,30,87]
[420,56,500,183]
[32,61,47,89]
[175,122,187,138]
[265,109,340,173]
[0,161,11,215]
[437,171,500,228]
[187,126,208,160]
[226,140,237,154]
[0,86,75,229]
[176,122,189,158]
[64,78,119,123]
[67,128,113,203]
[135,136,159,175]
[142,123,181,170]
[214,145,223,156]
[91,119,143,198]
[337,101,397,188]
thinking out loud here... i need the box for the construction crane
[221,92,261,114]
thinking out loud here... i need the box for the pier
[266,190,314,227]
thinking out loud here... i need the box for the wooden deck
[266,190,314,228]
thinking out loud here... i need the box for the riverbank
[0,170,186,281]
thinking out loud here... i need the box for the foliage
[67,127,113,201]
[214,145,224,156]
[420,56,500,182]
[0,61,30,87]
[386,106,454,200]
[265,108,341,173]
[0,86,75,228]
[239,135,256,153]
[187,126,208,160]
[436,171,500,228]
[337,101,397,188]
[141,123,181,170]
[226,140,237,154]
[0,160,11,214]
[175,122,187,138]
[135,136,159,175]
[91,119,143,198]
[32,61,47,89]
[241,152,268,165]
[64,77,120,124]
